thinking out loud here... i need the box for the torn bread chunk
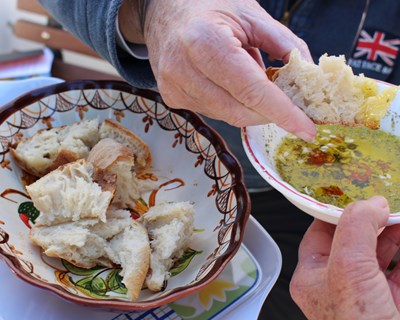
[141,201,195,292]
[106,220,151,301]
[88,138,147,209]
[268,49,398,129]
[99,119,152,171]
[26,159,116,226]
[11,119,100,177]
[29,208,133,269]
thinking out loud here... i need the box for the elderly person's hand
[290,196,400,320]
[120,0,316,141]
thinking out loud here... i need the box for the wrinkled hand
[290,196,400,320]
[140,0,316,140]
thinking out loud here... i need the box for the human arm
[38,0,156,88]
[290,196,400,320]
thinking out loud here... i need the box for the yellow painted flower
[198,279,237,310]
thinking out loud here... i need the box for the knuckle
[181,18,212,49]
[225,108,250,127]
[160,92,177,109]
[274,111,295,130]
[329,252,351,272]
[289,278,302,301]
[340,203,366,224]
[181,19,224,65]
[158,83,179,108]
[296,38,308,51]
[237,82,266,109]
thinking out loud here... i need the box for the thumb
[328,197,390,284]
[331,196,389,257]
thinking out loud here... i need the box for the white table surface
[0,77,282,320]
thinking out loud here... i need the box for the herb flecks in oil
[275,125,400,211]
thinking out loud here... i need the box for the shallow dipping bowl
[242,80,400,225]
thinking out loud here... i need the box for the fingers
[148,1,316,137]
[245,47,265,69]
[157,45,300,127]
[331,196,389,260]
[376,224,400,271]
[158,63,275,126]
[241,6,313,63]
[326,197,389,288]
[184,23,316,139]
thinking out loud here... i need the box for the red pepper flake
[308,150,328,166]
[320,186,345,196]
[348,162,372,183]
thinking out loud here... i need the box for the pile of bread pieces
[11,118,195,301]
[267,49,398,129]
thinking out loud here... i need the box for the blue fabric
[39,0,400,189]
[39,0,156,89]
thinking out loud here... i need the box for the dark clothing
[251,190,313,319]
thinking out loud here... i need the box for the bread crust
[100,119,152,170]
[87,138,134,170]
[265,50,397,129]
[11,119,99,177]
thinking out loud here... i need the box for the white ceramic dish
[242,80,400,225]
[0,80,251,310]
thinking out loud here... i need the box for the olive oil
[275,125,400,211]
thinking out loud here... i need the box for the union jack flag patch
[348,28,400,79]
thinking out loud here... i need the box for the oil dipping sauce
[275,125,400,211]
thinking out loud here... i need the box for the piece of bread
[141,201,195,292]
[87,138,145,209]
[26,159,116,226]
[267,49,398,129]
[30,200,151,301]
[11,119,100,177]
[106,220,151,301]
[29,208,134,269]
[99,119,152,171]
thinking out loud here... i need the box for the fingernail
[296,131,315,143]
[369,196,389,209]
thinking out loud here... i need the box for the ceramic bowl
[242,80,400,225]
[0,80,250,310]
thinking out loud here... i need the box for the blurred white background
[0,0,18,54]
[0,0,118,75]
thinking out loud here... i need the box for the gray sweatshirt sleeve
[39,0,156,89]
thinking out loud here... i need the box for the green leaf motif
[170,248,202,277]
[62,261,128,298]
[75,276,93,288]
[90,277,108,295]
[18,201,40,223]
[62,260,104,276]
[75,275,107,296]
[106,269,128,294]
